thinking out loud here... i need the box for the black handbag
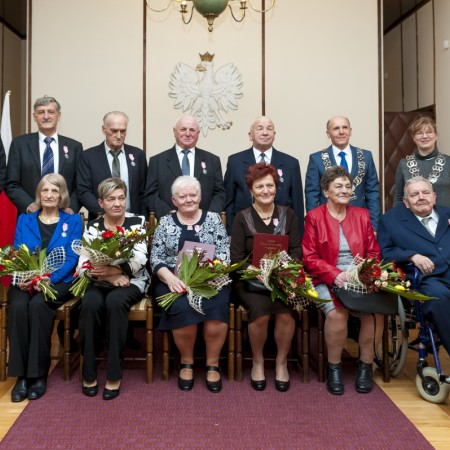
[244,279,270,293]
[333,287,398,315]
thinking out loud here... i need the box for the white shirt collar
[253,147,273,163]
[175,145,196,156]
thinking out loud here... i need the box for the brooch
[277,169,284,183]
[201,161,207,175]
[129,153,136,166]
[63,146,69,159]
[61,223,68,237]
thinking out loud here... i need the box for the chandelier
[146,0,277,32]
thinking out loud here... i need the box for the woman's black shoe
[355,361,373,393]
[178,363,194,391]
[102,387,120,400]
[206,366,222,393]
[275,379,290,392]
[27,377,47,400]
[327,363,344,395]
[82,383,99,397]
[11,377,28,402]
[250,378,266,391]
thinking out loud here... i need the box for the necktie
[110,150,121,178]
[338,151,349,172]
[181,149,190,176]
[260,153,267,163]
[421,217,435,237]
[42,137,55,176]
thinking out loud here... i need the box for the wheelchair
[374,269,450,404]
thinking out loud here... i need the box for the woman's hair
[35,173,70,209]
[245,163,279,190]
[320,166,353,191]
[171,175,201,197]
[409,116,437,135]
[97,177,128,200]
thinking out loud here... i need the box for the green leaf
[381,286,434,301]
[190,285,218,298]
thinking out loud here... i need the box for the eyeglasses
[414,130,435,137]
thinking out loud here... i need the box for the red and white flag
[0,91,17,271]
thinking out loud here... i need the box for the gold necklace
[39,213,60,224]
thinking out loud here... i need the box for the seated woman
[78,178,149,400]
[151,176,231,393]
[230,163,302,392]
[8,174,82,402]
[302,166,383,395]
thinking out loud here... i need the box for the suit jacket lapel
[25,213,41,243]
[168,146,182,178]
[434,206,450,241]
[401,206,435,242]
[29,133,41,173]
[326,145,337,166]
[349,145,358,178]
[124,146,134,190]
[193,148,203,179]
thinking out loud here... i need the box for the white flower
[382,281,388,287]
[380,271,388,281]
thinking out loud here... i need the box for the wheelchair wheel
[416,367,450,404]
[374,297,408,377]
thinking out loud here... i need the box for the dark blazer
[14,210,83,284]
[224,147,304,235]
[6,132,82,213]
[378,204,450,277]
[305,145,380,230]
[77,143,148,220]
[0,137,5,193]
[146,146,225,219]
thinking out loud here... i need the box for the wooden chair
[0,285,82,381]
[235,304,311,383]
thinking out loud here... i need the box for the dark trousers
[79,284,142,382]
[7,283,72,378]
[419,269,450,356]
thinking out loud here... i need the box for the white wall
[30,0,381,180]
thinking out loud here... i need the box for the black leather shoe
[178,363,194,391]
[28,377,47,400]
[275,379,290,392]
[11,377,28,402]
[82,383,99,397]
[250,378,266,391]
[102,387,120,400]
[327,363,344,395]
[206,366,222,393]
[355,361,373,393]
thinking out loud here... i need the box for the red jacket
[302,204,380,287]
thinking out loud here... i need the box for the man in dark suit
[6,96,82,214]
[378,176,450,356]
[146,115,225,219]
[224,116,304,235]
[305,115,380,230]
[0,137,5,193]
[77,111,148,220]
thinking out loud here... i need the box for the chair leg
[227,304,235,381]
[162,331,170,381]
[146,303,154,383]
[318,309,325,382]
[0,301,7,381]
[301,308,310,383]
[382,315,391,383]
[63,303,72,381]
[235,308,243,381]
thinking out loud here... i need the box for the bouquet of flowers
[344,255,433,301]
[157,249,246,314]
[70,224,154,297]
[0,244,66,301]
[239,250,328,312]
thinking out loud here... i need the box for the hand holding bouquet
[0,244,66,301]
[71,223,153,297]
[157,249,246,314]
[239,250,328,312]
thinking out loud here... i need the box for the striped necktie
[42,137,55,176]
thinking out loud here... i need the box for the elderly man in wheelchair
[378,176,450,402]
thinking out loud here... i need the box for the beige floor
[1,330,450,448]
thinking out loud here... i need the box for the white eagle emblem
[169,52,243,136]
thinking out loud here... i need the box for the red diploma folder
[252,233,289,266]
[175,241,216,275]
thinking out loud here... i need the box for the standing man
[378,176,450,356]
[305,115,380,230]
[224,116,304,235]
[77,111,148,220]
[146,115,225,219]
[6,96,82,214]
